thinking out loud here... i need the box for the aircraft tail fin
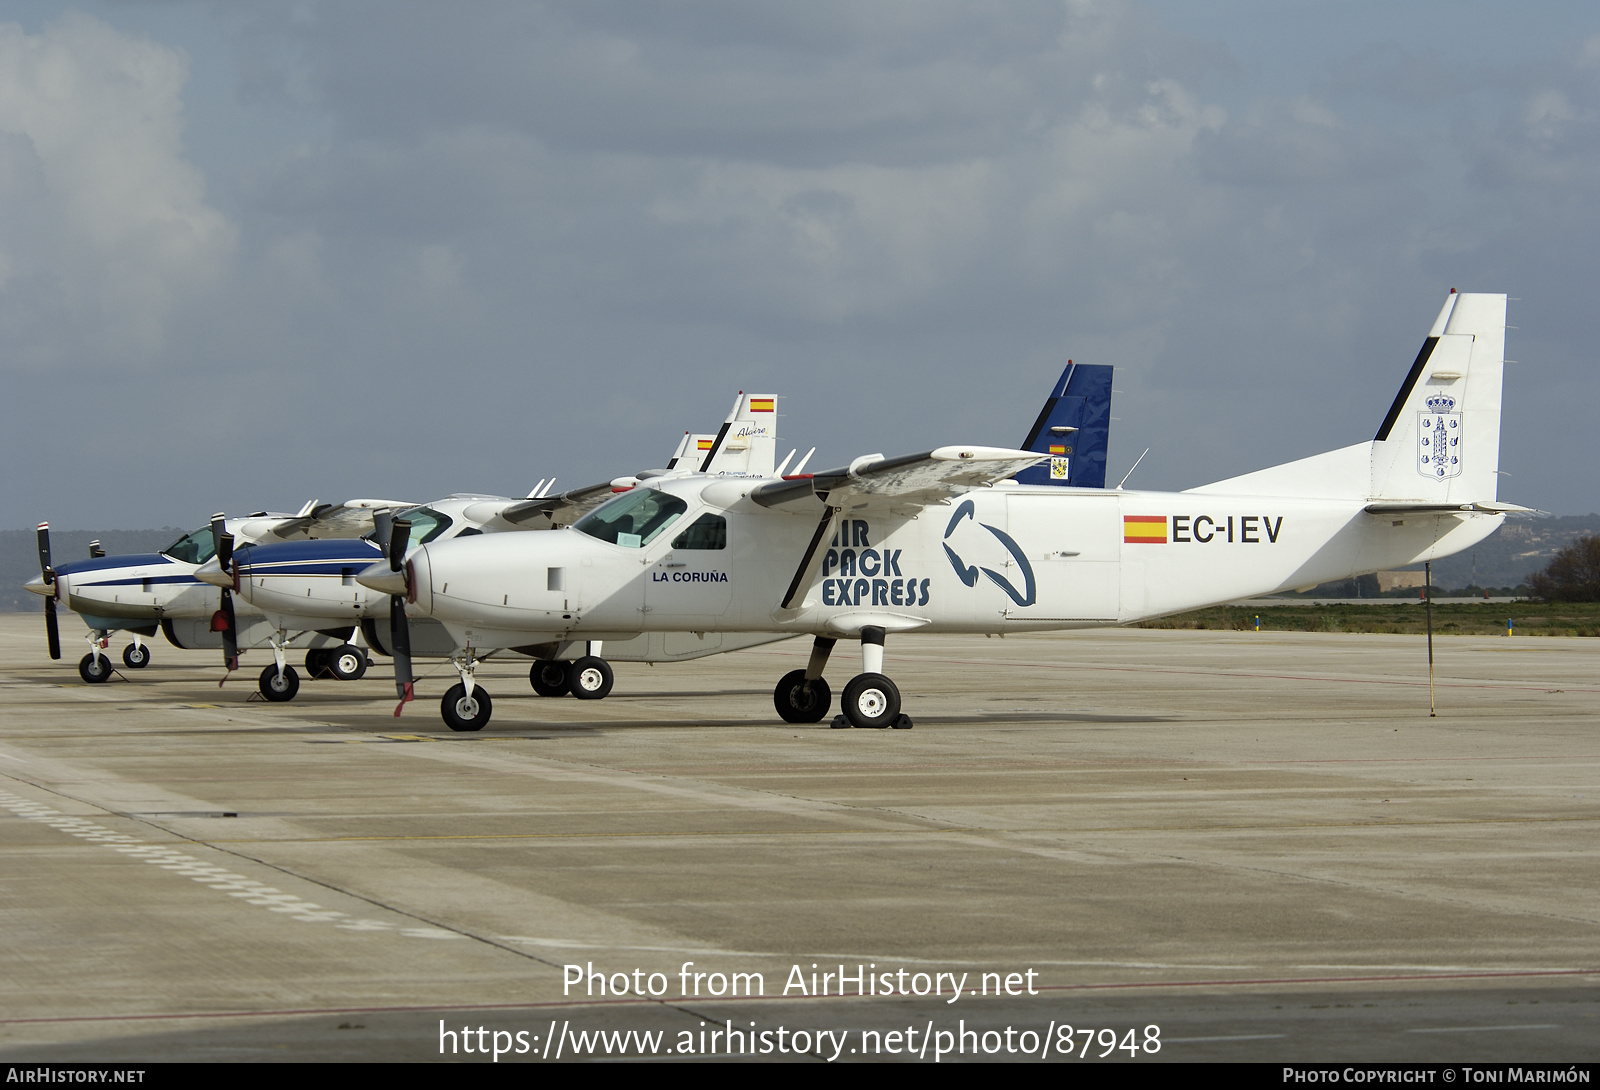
[1189,292,1506,503]
[700,393,779,476]
[1011,361,1113,488]
[1369,291,1505,504]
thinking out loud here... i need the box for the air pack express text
[820,519,931,608]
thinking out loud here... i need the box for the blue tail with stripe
[1011,361,1113,488]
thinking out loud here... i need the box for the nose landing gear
[441,645,490,731]
[78,631,114,684]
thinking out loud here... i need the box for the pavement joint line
[193,813,1600,844]
[3,968,1597,1028]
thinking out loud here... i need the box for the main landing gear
[528,642,614,700]
[305,645,369,682]
[773,628,913,730]
[122,634,150,669]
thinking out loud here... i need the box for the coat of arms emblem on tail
[1418,393,1462,479]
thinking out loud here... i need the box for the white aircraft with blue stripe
[23,500,413,683]
[190,394,806,702]
[358,293,1526,733]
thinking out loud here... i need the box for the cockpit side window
[573,489,688,548]
[163,527,216,565]
[671,513,727,550]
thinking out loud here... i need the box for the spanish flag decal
[749,397,776,412]
[1048,444,1067,455]
[697,438,714,450]
[1123,515,1167,543]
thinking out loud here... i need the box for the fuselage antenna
[1116,448,1150,490]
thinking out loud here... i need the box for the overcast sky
[3,1,1597,529]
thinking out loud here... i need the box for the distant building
[1375,570,1429,592]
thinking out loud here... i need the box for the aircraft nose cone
[193,558,232,588]
[24,573,51,597]
[356,561,407,596]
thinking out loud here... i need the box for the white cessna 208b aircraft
[361,292,1522,732]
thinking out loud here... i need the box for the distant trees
[1529,535,1600,601]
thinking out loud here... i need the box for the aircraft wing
[752,447,1044,612]
[272,498,418,539]
[499,481,621,526]
[750,446,1044,513]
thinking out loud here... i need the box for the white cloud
[0,13,236,370]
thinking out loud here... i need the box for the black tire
[568,656,614,700]
[841,672,900,729]
[441,683,491,731]
[78,653,113,684]
[774,668,832,723]
[327,644,368,681]
[259,664,300,702]
[304,648,331,679]
[122,644,150,669]
[529,659,570,697]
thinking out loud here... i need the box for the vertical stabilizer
[1012,362,1114,488]
[1369,292,1505,503]
[700,393,779,476]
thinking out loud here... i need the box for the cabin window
[671,514,727,550]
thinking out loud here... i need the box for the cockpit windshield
[403,507,454,547]
[573,488,687,548]
[163,527,216,565]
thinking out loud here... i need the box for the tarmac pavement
[0,614,1595,1062]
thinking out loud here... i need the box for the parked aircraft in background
[24,501,412,682]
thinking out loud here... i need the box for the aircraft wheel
[529,659,570,697]
[568,656,614,700]
[441,683,491,731]
[773,669,831,723]
[327,644,368,681]
[78,653,113,684]
[259,665,300,702]
[305,648,331,678]
[122,644,150,669]
[841,672,900,729]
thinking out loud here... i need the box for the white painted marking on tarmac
[1164,1034,1286,1043]
[1406,1024,1560,1034]
[0,789,460,942]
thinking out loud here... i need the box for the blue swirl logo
[942,499,1035,607]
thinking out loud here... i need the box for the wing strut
[780,505,839,610]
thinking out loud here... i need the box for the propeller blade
[36,523,53,586]
[388,518,411,571]
[390,593,414,713]
[216,531,235,581]
[44,598,60,661]
[387,517,414,713]
[217,585,238,678]
[37,523,60,660]
[372,510,393,553]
